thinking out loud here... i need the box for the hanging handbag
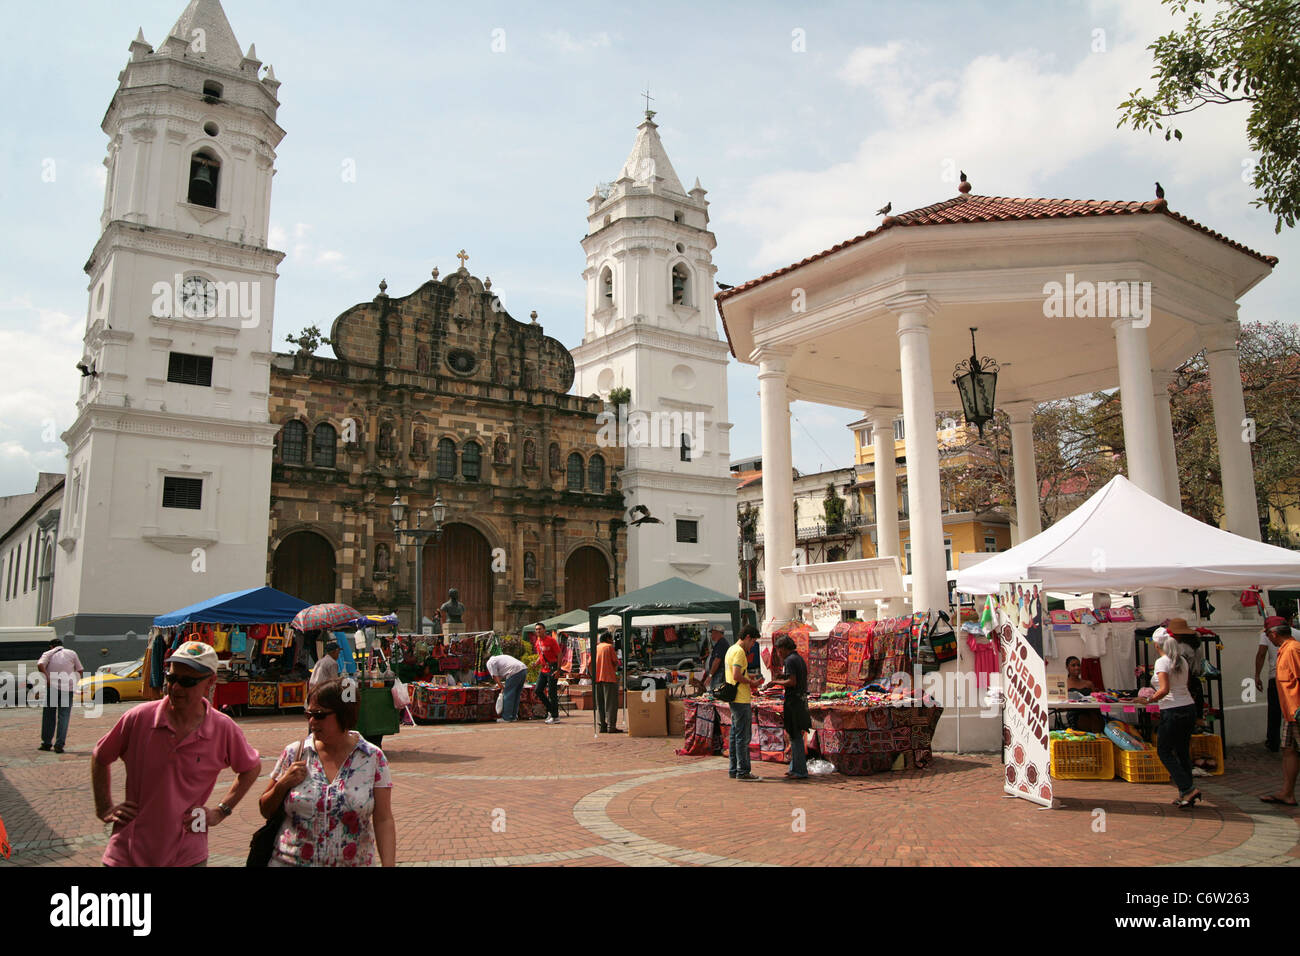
[247,737,309,867]
[928,610,958,664]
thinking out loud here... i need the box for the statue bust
[440,588,465,624]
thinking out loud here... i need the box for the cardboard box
[626,694,668,737]
[667,698,686,736]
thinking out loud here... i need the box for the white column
[1151,370,1181,509]
[1004,401,1042,540]
[1202,324,1261,540]
[1111,319,1165,498]
[756,349,796,624]
[869,409,901,560]
[891,296,948,613]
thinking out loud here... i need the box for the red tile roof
[714,194,1277,335]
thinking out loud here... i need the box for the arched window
[187,150,220,208]
[567,453,584,491]
[680,432,692,462]
[436,438,456,478]
[600,266,613,304]
[462,441,482,482]
[281,420,306,465]
[313,423,337,468]
[671,263,691,306]
[588,454,605,494]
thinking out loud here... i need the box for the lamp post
[391,493,445,633]
[742,539,755,605]
[952,327,1000,439]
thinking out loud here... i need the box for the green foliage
[1117,0,1300,232]
[285,325,333,355]
[608,387,631,407]
[822,482,846,528]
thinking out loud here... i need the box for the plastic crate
[1115,743,1171,784]
[1049,737,1115,780]
[1191,734,1225,775]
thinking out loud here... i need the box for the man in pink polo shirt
[91,641,261,866]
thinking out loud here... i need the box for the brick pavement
[1,700,1296,867]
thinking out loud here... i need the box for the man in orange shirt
[1262,620,1300,807]
[594,631,622,734]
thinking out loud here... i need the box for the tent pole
[590,608,600,737]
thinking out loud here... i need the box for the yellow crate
[1115,743,1171,784]
[1191,734,1225,776]
[1049,737,1115,780]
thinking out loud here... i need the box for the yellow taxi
[78,659,146,704]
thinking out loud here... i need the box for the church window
[588,455,605,494]
[674,212,683,223]
[23,533,32,593]
[462,441,482,482]
[203,81,223,101]
[523,439,537,468]
[680,432,692,462]
[549,443,561,474]
[671,263,691,306]
[313,423,337,468]
[167,352,213,387]
[676,520,699,544]
[162,476,203,510]
[281,421,306,465]
[187,151,220,208]
[436,439,456,478]
[600,267,613,304]
[567,453,584,492]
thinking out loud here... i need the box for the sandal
[1259,795,1298,806]
[1176,790,1203,809]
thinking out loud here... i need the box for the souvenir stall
[400,631,549,724]
[150,587,312,714]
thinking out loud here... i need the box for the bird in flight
[628,505,663,526]
[876,201,892,216]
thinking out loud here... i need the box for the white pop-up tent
[955,475,1300,595]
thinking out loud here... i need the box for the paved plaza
[1,702,1297,868]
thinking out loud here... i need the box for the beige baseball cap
[165,641,219,674]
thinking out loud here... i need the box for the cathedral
[8,0,735,645]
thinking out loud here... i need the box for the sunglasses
[164,672,207,688]
[304,709,335,722]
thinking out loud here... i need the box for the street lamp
[952,327,1000,439]
[391,493,445,633]
[742,539,755,604]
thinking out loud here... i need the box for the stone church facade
[267,264,625,634]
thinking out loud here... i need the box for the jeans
[788,728,808,776]
[1156,703,1197,796]
[728,702,752,776]
[501,671,526,721]
[1267,679,1281,750]
[596,682,619,731]
[42,704,72,749]
[535,670,559,719]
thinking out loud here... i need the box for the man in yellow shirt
[725,626,763,781]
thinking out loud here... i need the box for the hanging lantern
[952,327,1000,439]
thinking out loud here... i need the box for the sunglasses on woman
[304,709,334,722]
[164,672,207,688]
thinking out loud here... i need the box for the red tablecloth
[213,681,249,710]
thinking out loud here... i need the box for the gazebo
[716,184,1277,624]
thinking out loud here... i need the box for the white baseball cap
[165,640,219,674]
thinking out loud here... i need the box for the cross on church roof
[641,88,655,120]
[456,249,469,270]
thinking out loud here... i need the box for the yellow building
[846,415,1012,573]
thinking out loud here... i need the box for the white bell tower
[53,0,284,634]
[572,111,736,596]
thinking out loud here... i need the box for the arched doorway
[424,523,494,631]
[273,531,336,605]
[565,546,610,611]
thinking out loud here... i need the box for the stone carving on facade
[410,426,427,459]
[493,435,508,465]
[374,543,390,577]
[523,438,537,469]
[378,421,396,457]
[416,345,430,373]
[524,550,537,581]
[549,442,561,474]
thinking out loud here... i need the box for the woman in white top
[1149,634,1201,808]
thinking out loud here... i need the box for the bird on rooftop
[628,505,663,526]
[876,201,892,216]
[960,170,967,182]
[1155,181,1165,199]
[716,281,734,291]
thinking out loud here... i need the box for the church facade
[266,265,624,633]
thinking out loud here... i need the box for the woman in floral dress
[259,678,396,866]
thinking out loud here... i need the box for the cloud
[543,30,612,54]
[838,41,905,87]
[270,221,347,273]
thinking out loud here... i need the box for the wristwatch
[217,802,233,818]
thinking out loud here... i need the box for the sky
[1,0,1295,497]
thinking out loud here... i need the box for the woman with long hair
[1149,634,1201,809]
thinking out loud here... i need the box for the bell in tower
[188,153,220,208]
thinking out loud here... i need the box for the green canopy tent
[524,609,591,633]
[586,577,758,736]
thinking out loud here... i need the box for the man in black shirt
[764,635,810,779]
[703,625,729,692]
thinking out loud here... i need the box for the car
[78,659,146,704]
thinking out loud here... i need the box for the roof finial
[456,249,469,271]
[641,87,655,121]
[431,266,440,280]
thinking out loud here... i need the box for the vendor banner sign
[996,582,1053,809]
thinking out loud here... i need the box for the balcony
[749,513,870,546]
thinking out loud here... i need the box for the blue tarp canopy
[153,587,311,627]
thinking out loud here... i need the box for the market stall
[150,587,312,713]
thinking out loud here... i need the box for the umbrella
[291,603,362,632]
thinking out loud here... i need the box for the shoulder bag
[247,737,309,867]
